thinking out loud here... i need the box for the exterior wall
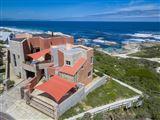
[9,40,26,78]
[16,33,32,39]
[47,67,55,76]
[58,86,85,116]
[51,46,59,67]
[77,48,93,85]
[64,51,82,66]
[22,40,31,59]
[28,36,74,51]
[28,37,41,49]
[58,72,74,82]
[58,50,64,66]
[85,76,107,95]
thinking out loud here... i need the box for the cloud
[60,4,160,21]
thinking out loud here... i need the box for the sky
[1,0,160,21]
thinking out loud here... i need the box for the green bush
[6,80,15,88]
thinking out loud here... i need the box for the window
[88,71,91,77]
[81,65,84,69]
[91,57,93,64]
[13,54,17,66]
[66,60,71,65]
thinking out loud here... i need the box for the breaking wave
[0,26,44,34]
[126,33,160,40]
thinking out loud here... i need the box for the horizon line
[1,20,160,23]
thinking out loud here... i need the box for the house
[9,32,74,79]
[9,32,93,118]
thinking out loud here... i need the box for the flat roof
[64,47,85,56]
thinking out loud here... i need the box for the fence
[67,95,142,120]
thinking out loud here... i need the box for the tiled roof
[34,75,76,102]
[27,49,50,60]
[59,57,86,76]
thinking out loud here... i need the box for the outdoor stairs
[29,97,56,119]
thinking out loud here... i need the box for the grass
[59,80,137,119]
[84,80,137,107]
[129,45,160,58]
[93,50,160,120]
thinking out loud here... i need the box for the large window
[66,60,71,65]
[13,54,17,66]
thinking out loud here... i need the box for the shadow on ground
[0,112,15,120]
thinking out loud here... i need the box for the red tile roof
[59,57,86,76]
[27,49,50,60]
[34,75,76,102]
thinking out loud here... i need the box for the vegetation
[94,50,160,120]
[6,80,15,88]
[0,41,5,66]
[0,41,6,93]
[129,45,160,58]
[59,80,137,119]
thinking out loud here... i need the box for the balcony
[22,61,37,73]
[37,60,54,69]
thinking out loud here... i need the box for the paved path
[156,67,160,73]
[0,112,15,120]
[0,80,52,120]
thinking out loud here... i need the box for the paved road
[0,112,15,120]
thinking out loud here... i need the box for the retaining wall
[85,76,107,95]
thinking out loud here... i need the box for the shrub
[6,80,15,88]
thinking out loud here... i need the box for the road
[97,49,160,63]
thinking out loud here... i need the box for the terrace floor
[0,77,52,120]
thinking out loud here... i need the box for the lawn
[59,80,137,119]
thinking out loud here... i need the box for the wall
[58,72,74,82]
[57,86,85,116]
[58,50,64,66]
[28,36,74,50]
[85,76,107,95]
[57,76,107,117]
[77,48,94,85]
[9,39,26,78]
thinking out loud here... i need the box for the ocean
[1,21,160,51]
